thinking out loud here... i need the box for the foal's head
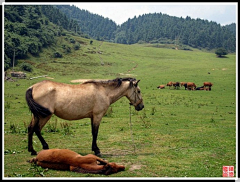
[127,79,144,111]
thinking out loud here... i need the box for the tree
[215,48,228,57]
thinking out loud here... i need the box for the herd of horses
[157,81,213,91]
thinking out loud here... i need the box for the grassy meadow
[3,36,237,178]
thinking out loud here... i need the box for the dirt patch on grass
[71,74,138,83]
[129,164,146,171]
[212,68,228,71]
[119,73,137,77]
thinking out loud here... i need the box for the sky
[72,2,237,26]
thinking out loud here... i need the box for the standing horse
[25,78,144,156]
[203,82,213,90]
[186,82,197,90]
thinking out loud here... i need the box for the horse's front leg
[91,117,101,157]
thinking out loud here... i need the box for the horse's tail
[25,87,52,118]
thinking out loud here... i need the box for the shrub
[74,43,80,50]
[62,45,71,53]
[69,38,75,44]
[20,62,32,72]
[53,51,62,58]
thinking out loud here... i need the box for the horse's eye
[138,90,141,93]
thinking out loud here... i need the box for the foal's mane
[83,77,136,88]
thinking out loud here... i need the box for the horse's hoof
[43,144,49,149]
[31,151,37,155]
[95,152,101,157]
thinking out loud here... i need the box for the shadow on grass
[102,150,155,158]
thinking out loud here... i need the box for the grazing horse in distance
[30,149,125,175]
[25,78,144,156]
[203,82,213,90]
[183,83,188,90]
[166,81,173,89]
[180,82,187,87]
[172,82,180,89]
[166,81,180,89]
[186,82,197,90]
[157,85,165,89]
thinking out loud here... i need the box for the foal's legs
[28,115,52,155]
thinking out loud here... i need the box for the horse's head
[103,162,125,175]
[127,79,144,111]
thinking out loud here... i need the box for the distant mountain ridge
[56,5,236,52]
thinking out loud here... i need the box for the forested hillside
[56,5,117,41]
[56,5,236,52]
[224,23,236,36]
[114,13,236,52]
[4,5,81,70]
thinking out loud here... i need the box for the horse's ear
[130,81,134,87]
[135,80,140,87]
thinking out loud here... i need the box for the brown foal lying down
[30,149,125,175]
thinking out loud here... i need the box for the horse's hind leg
[28,116,38,155]
[35,126,49,150]
[35,115,52,150]
[28,115,52,155]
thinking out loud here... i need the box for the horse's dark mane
[83,77,136,88]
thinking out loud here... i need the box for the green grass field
[3,36,236,178]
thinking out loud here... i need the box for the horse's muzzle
[135,103,144,111]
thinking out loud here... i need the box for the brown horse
[203,82,213,90]
[25,78,144,156]
[166,81,180,89]
[157,85,165,89]
[166,81,173,89]
[180,82,187,87]
[30,149,125,175]
[187,82,197,90]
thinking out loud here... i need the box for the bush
[53,51,62,58]
[62,45,71,53]
[69,38,75,44]
[20,62,32,72]
[74,43,80,50]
